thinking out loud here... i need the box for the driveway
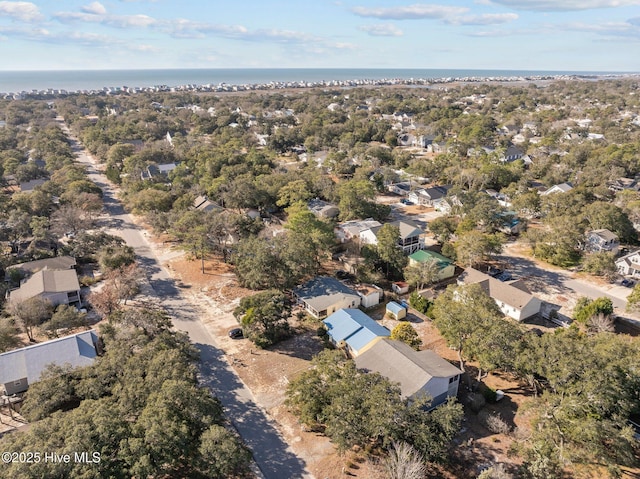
[58,119,311,479]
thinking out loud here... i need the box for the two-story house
[586,229,620,255]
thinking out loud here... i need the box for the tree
[7,296,53,341]
[432,284,502,374]
[390,323,422,350]
[573,296,613,324]
[581,251,617,280]
[428,215,459,243]
[98,244,136,272]
[40,304,88,338]
[454,230,503,268]
[0,318,20,353]
[626,283,640,311]
[376,224,407,279]
[276,179,313,208]
[404,259,440,291]
[234,290,292,348]
[284,202,335,267]
[384,441,428,479]
[582,201,636,244]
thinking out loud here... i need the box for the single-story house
[586,229,620,254]
[457,268,542,322]
[408,185,451,207]
[0,330,99,395]
[387,182,412,196]
[8,269,81,307]
[141,162,177,180]
[294,277,361,319]
[335,219,382,243]
[540,182,573,195]
[193,195,223,213]
[355,339,462,406]
[323,309,390,357]
[408,250,455,281]
[501,145,524,163]
[19,179,46,192]
[308,199,339,219]
[616,250,640,277]
[386,301,407,320]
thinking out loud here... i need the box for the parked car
[621,279,635,288]
[400,198,413,205]
[487,267,503,278]
[228,328,244,339]
[496,272,513,282]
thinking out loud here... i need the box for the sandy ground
[134,219,537,478]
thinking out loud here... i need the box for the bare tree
[587,312,615,334]
[384,441,427,479]
[7,297,53,341]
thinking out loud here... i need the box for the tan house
[294,277,361,319]
[9,269,81,306]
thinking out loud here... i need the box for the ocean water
[0,68,630,94]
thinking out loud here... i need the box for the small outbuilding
[386,301,407,320]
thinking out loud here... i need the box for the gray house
[355,339,462,406]
[5,256,76,280]
[294,276,360,319]
[9,269,81,306]
[0,330,99,395]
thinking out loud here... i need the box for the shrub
[479,383,497,403]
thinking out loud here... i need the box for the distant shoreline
[1,68,638,99]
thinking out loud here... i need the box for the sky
[0,0,638,72]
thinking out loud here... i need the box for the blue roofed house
[323,309,390,357]
[0,330,100,395]
[355,339,462,407]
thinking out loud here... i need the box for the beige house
[9,269,81,307]
[294,277,360,319]
[457,268,541,321]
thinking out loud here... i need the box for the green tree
[390,323,422,350]
[454,230,503,268]
[234,290,292,348]
[573,296,614,324]
[0,318,20,353]
[428,216,459,243]
[404,259,441,291]
[581,251,617,280]
[376,224,407,279]
[7,296,53,341]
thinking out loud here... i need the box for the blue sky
[0,0,638,71]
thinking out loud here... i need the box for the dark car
[228,328,244,339]
[496,272,513,282]
[487,267,503,278]
[622,279,635,288]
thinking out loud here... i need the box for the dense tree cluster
[0,311,251,479]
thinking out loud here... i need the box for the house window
[449,375,458,384]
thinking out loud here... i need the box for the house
[308,199,339,219]
[335,219,382,243]
[193,195,223,213]
[457,268,542,321]
[355,339,462,406]
[616,250,640,277]
[141,162,177,181]
[323,309,390,357]
[387,182,412,196]
[0,330,99,395]
[609,177,640,192]
[19,179,46,192]
[408,185,451,207]
[5,256,76,281]
[294,277,361,319]
[416,134,436,148]
[586,229,620,254]
[540,183,573,195]
[408,250,455,282]
[361,219,425,254]
[500,145,524,163]
[8,269,81,307]
[392,281,410,295]
[386,301,407,320]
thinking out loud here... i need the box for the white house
[457,268,542,322]
[586,229,620,254]
[355,339,462,406]
[616,250,640,278]
[540,183,573,195]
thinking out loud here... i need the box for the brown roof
[8,256,76,275]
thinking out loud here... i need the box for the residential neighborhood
[0,74,639,479]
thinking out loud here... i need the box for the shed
[386,301,407,320]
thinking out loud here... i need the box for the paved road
[59,120,311,479]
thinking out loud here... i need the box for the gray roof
[389,219,423,240]
[355,339,461,398]
[7,256,76,276]
[588,228,619,242]
[9,269,80,303]
[0,330,98,386]
[19,179,46,192]
[294,276,359,312]
[458,268,536,310]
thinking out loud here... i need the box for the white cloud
[488,0,640,11]
[447,13,519,25]
[81,2,107,15]
[54,10,157,29]
[0,1,42,22]
[563,19,640,38]
[351,4,468,20]
[359,23,404,36]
